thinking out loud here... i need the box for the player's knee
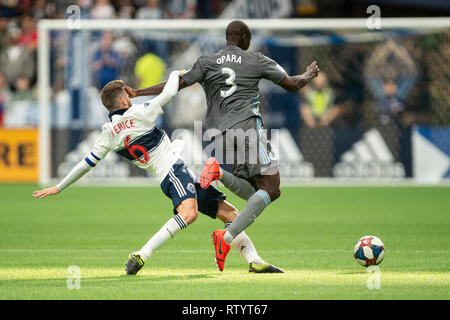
[268,186,281,202]
[254,172,280,203]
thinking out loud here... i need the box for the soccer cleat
[200,157,221,189]
[125,252,145,275]
[212,229,230,272]
[249,262,285,273]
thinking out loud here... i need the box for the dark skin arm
[125,77,189,98]
[278,61,320,92]
[125,61,319,97]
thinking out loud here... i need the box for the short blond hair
[100,80,126,111]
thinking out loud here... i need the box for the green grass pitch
[0,184,449,300]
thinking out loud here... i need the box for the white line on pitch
[0,249,448,254]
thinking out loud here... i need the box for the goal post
[37,20,51,187]
[37,18,450,186]
[37,17,450,31]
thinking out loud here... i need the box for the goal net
[37,18,450,186]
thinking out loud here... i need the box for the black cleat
[125,252,145,275]
[249,262,284,273]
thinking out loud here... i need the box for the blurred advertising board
[413,126,450,182]
[0,128,38,182]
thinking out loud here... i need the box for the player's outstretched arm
[32,186,60,199]
[32,158,94,199]
[278,61,320,92]
[151,70,185,106]
[125,71,189,98]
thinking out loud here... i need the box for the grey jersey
[181,45,287,132]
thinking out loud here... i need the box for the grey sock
[225,190,271,241]
[220,170,255,200]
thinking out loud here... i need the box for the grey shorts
[214,116,279,180]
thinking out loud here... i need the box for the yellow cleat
[249,262,284,273]
[125,252,145,275]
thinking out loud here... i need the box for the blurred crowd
[0,0,232,126]
[0,0,447,136]
[0,0,230,20]
[0,12,37,126]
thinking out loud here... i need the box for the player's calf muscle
[176,198,198,225]
[254,173,281,202]
[216,200,238,223]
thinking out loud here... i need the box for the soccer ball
[353,235,385,267]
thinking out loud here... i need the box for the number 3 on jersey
[220,67,237,97]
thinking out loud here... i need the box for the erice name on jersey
[111,119,136,137]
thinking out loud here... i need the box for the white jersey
[57,71,182,191]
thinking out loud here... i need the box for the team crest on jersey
[187,183,196,194]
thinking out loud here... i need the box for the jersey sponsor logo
[111,118,136,137]
[333,128,405,178]
[216,54,242,65]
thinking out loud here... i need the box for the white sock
[138,214,187,261]
[225,223,264,265]
[231,232,264,264]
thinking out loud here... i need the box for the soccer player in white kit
[32,70,283,275]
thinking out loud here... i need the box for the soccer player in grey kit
[126,20,320,272]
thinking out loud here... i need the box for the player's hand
[32,186,60,199]
[177,69,187,75]
[305,61,320,80]
[124,86,138,98]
